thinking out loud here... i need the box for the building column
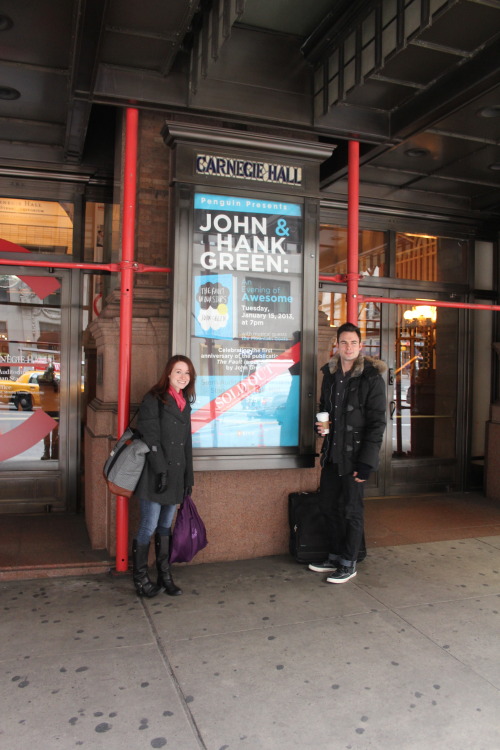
[84,289,169,552]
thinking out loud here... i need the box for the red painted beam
[115,108,139,573]
[347,140,360,325]
[360,296,500,311]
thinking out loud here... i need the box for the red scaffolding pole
[359,296,500,312]
[0,257,170,273]
[347,140,360,324]
[114,107,139,572]
[317,281,500,313]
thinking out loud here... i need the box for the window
[396,233,467,283]
[0,198,74,255]
[320,225,387,277]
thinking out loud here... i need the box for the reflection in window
[0,275,61,462]
[318,291,346,330]
[0,321,8,355]
[320,226,467,283]
[396,233,467,283]
[0,198,74,254]
[320,225,387,277]
[83,201,118,328]
[81,201,118,410]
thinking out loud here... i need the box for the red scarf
[168,384,186,411]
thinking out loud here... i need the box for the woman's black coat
[319,353,387,476]
[134,392,194,505]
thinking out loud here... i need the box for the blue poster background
[192,372,299,448]
[191,192,302,449]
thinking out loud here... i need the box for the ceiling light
[403,306,437,324]
[0,86,20,100]
[0,15,13,32]
[405,148,429,158]
[477,105,500,118]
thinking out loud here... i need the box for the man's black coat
[319,353,387,476]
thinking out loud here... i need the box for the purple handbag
[170,494,208,563]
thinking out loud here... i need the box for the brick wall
[136,111,172,285]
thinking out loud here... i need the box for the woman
[132,355,196,598]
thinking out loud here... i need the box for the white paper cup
[316,411,330,434]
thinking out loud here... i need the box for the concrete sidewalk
[1,536,499,750]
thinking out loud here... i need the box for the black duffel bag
[288,491,330,564]
[288,490,367,564]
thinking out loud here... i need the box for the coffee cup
[316,411,330,435]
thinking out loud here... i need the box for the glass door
[384,292,463,494]
[319,288,465,495]
[0,268,77,512]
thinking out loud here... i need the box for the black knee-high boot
[155,533,182,596]
[132,539,161,598]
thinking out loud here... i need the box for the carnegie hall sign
[196,154,302,186]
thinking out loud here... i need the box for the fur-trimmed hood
[325,353,387,378]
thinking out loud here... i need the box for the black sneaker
[326,565,357,584]
[308,559,338,573]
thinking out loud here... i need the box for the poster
[190,192,302,449]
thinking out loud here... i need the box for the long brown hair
[150,355,196,403]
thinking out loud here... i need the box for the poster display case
[190,192,303,450]
[164,122,333,469]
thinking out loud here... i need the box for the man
[37,363,60,460]
[309,322,387,583]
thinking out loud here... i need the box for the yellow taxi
[0,370,44,411]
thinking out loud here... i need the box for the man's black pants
[319,461,365,567]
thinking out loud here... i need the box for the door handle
[390,400,396,419]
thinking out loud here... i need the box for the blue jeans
[136,499,177,545]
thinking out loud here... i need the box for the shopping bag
[103,427,150,498]
[170,494,208,563]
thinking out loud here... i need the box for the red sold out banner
[0,238,61,299]
[191,341,300,433]
[0,237,61,460]
[0,412,58,462]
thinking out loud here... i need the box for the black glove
[156,473,168,493]
[355,462,371,481]
[184,486,192,498]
